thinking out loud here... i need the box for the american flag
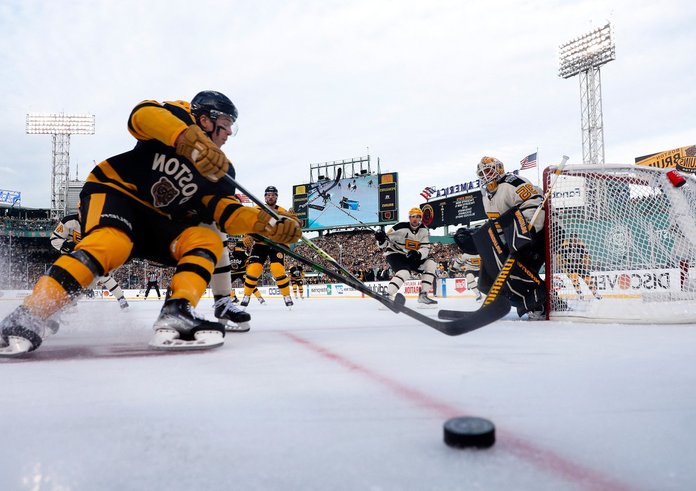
[520,152,537,170]
[420,186,436,200]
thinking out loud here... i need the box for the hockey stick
[221,173,508,335]
[439,155,569,320]
[295,169,343,212]
[256,235,511,336]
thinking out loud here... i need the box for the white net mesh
[545,164,696,323]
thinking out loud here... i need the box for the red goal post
[543,164,696,323]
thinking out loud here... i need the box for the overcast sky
[1,0,694,221]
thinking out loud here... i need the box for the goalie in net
[544,164,696,323]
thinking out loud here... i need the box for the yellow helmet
[409,207,423,217]
[477,156,505,193]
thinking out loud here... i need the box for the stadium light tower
[26,112,95,219]
[559,23,615,165]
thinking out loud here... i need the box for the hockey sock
[244,263,263,296]
[270,263,291,296]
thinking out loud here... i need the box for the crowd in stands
[0,219,464,291]
[290,229,460,284]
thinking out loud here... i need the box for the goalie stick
[294,168,343,212]
[221,173,510,336]
[439,155,569,321]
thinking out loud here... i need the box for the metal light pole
[26,112,95,219]
[559,23,615,165]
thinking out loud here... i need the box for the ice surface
[1,296,695,491]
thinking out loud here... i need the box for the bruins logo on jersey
[151,177,180,208]
[274,251,284,260]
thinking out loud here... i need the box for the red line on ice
[283,331,639,491]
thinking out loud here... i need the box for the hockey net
[544,164,696,323]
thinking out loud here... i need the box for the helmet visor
[210,111,239,137]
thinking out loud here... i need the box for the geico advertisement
[554,268,684,294]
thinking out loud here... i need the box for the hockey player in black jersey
[0,90,301,356]
[241,186,299,309]
[288,262,305,299]
[226,238,265,305]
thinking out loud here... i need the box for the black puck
[443,416,495,448]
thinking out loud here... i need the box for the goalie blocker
[473,207,546,318]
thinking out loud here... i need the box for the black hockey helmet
[191,90,238,123]
[265,186,279,195]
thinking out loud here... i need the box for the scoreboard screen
[293,173,398,231]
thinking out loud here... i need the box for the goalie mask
[477,156,505,194]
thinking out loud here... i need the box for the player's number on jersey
[516,184,536,201]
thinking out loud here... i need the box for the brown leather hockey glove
[175,125,230,182]
[242,235,255,248]
[252,211,302,244]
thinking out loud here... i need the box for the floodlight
[26,112,95,219]
[558,23,615,165]
[559,23,615,79]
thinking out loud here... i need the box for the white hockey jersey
[452,253,481,273]
[50,214,81,252]
[482,173,544,230]
[380,222,431,259]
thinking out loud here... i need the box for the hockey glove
[242,235,255,248]
[175,125,230,182]
[252,210,302,245]
[374,230,388,245]
[453,227,477,255]
[60,242,75,254]
[406,250,422,269]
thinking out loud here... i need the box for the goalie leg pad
[505,261,546,315]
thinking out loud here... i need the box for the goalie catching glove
[175,125,230,182]
[252,210,302,244]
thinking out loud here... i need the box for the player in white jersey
[374,207,438,308]
[472,156,547,319]
[50,214,129,310]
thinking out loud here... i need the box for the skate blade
[149,329,224,351]
[224,321,251,333]
[0,336,34,358]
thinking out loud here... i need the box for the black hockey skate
[283,295,294,308]
[149,299,225,351]
[214,296,251,333]
[0,306,60,357]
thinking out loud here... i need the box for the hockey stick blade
[259,237,508,336]
[437,295,511,330]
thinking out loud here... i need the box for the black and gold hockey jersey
[289,265,305,282]
[82,100,259,235]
